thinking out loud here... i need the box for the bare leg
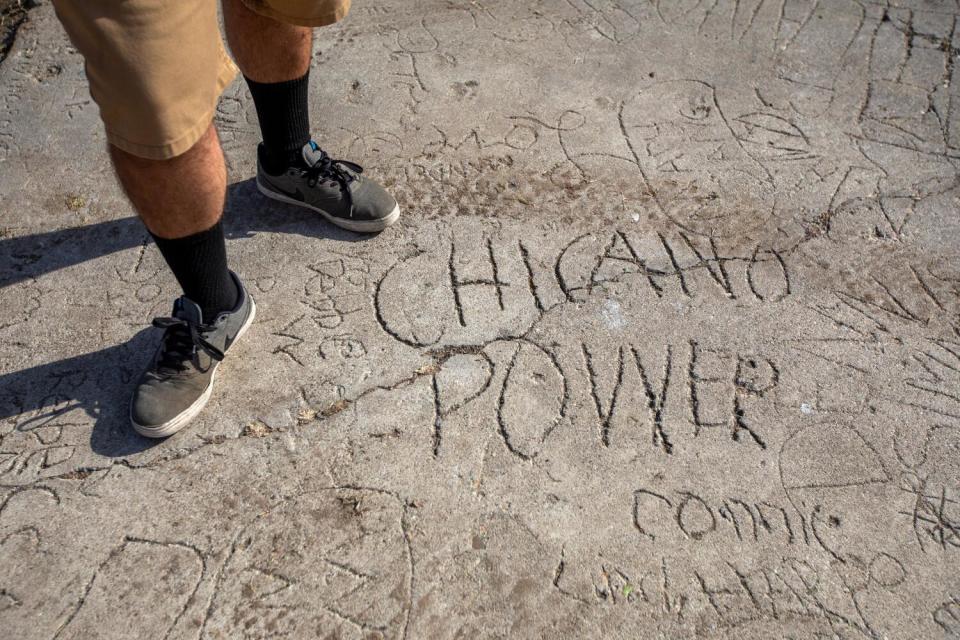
[109,124,225,239]
[219,0,401,232]
[110,0,314,238]
[222,0,312,82]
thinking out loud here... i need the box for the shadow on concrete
[1,328,159,457]
[1,178,374,458]
[0,177,367,288]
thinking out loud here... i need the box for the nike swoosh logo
[224,325,242,350]
[223,307,252,351]
[265,179,304,201]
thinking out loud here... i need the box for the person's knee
[109,124,225,238]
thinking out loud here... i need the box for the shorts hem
[104,55,238,160]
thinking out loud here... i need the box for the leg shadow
[1,177,369,289]
[0,328,159,461]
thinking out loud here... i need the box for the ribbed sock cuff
[245,71,311,169]
[151,220,238,321]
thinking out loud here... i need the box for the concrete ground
[2,0,960,637]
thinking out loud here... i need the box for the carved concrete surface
[2,0,960,637]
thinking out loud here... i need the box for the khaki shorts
[52,0,350,160]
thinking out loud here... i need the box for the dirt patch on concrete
[0,0,32,63]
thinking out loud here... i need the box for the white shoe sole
[131,297,258,439]
[256,177,400,233]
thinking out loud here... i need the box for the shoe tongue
[173,297,204,325]
[302,141,324,167]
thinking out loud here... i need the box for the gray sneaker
[130,271,256,438]
[256,141,400,233]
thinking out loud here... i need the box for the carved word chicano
[375,231,792,348]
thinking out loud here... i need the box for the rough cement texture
[2,0,960,637]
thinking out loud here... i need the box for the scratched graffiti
[2,0,960,637]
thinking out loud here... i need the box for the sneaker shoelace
[304,149,364,217]
[152,316,225,374]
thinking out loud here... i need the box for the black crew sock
[151,220,239,322]
[245,71,311,175]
